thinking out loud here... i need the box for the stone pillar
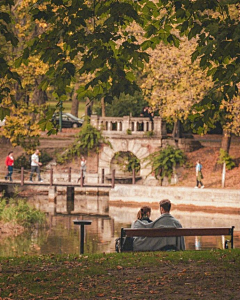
[48,186,57,203]
[90,114,99,129]
[122,116,130,133]
[67,186,74,213]
[153,117,162,137]
[117,122,121,131]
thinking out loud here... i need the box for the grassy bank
[1,249,240,299]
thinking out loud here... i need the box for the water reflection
[0,194,239,257]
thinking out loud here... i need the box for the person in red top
[5,151,14,181]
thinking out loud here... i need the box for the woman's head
[137,206,151,220]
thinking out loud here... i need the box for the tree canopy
[0,0,239,136]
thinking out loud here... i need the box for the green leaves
[145,145,186,182]
[217,149,235,170]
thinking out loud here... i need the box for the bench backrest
[121,226,234,249]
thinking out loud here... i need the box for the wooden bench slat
[123,227,233,237]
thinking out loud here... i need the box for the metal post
[21,167,24,186]
[231,226,235,249]
[132,168,135,184]
[112,169,115,188]
[68,167,71,182]
[101,169,104,184]
[73,220,92,254]
[50,168,53,186]
[80,225,85,254]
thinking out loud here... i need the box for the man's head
[159,199,171,214]
[35,149,40,155]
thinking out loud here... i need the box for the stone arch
[110,151,140,175]
[98,137,156,179]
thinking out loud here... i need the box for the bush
[56,119,111,164]
[114,152,140,173]
[14,151,53,169]
[145,145,186,182]
[217,149,235,170]
[0,197,46,228]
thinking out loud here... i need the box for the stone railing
[90,115,167,138]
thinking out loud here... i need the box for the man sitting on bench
[132,199,185,251]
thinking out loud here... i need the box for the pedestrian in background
[5,151,14,181]
[195,160,204,188]
[78,156,87,184]
[30,149,43,182]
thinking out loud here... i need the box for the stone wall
[109,185,240,211]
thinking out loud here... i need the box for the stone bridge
[90,115,168,185]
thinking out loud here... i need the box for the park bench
[120,226,235,252]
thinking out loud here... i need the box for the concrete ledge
[109,185,240,210]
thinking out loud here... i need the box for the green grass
[48,100,85,117]
[0,197,46,227]
[1,249,240,299]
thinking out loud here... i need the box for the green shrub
[145,145,186,182]
[15,151,53,169]
[144,131,154,137]
[0,197,46,228]
[126,129,132,135]
[56,119,111,164]
[217,149,235,170]
[114,151,140,173]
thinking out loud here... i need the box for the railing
[90,115,167,137]
[0,167,139,188]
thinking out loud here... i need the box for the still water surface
[1,194,239,257]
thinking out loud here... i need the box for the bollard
[73,220,92,254]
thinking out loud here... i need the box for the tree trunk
[85,97,92,117]
[14,82,24,103]
[71,84,79,117]
[32,77,48,106]
[220,130,231,188]
[221,129,231,154]
[172,120,182,139]
[101,97,105,117]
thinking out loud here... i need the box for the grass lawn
[1,249,240,299]
[48,100,85,117]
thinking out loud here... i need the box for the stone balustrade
[90,115,167,138]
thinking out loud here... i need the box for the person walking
[195,160,204,188]
[5,151,14,181]
[78,156,87,184]
[30,149,43,182]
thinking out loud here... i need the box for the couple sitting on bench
[119,199,185,252]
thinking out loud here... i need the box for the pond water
[0,194,239,257]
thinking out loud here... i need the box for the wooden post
[132,168,135,184]
[111,169,115,188]
[101,169,104,184]
[68,167,71,182]
[21,167,24,186]
[50,168,53,186]
[80,169,84,187]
